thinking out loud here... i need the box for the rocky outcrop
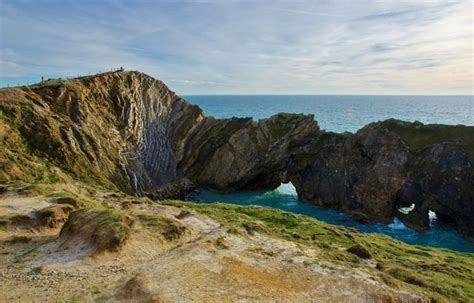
[179,113,320,192]
[1,71,473,240]
[289,123,410,223]
[289,120,474,240]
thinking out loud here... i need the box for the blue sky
[0,0,472,94]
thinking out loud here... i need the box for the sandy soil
[0,191,426,303]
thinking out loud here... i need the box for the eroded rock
[1,71,472,240]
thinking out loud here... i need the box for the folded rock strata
[1,71,472,240]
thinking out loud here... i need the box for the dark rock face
[396,144,474,240]
[289,121,473,240]
[1,71,473,241]
[179,113,320,192]
[289,123,410,223]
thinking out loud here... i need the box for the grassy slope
[163,201,474,302]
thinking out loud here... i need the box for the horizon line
[181,93,473,97]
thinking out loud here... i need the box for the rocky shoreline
[1,70,473,241]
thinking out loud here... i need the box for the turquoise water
[187,183,474,252]
[183,95,474,252]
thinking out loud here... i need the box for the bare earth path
[0,190,426,302]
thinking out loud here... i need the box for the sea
[183,95,474,252]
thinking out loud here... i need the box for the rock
[0,71,204,194]
[180,113,320,192]
[396,144,474,239]
[289,122,409,224]
[52,196,82,208]
[145,180,194,200]
[136,213,187,241]
[174,210,191,220]
[1,71,473,241]
[6,236,32,244]
[0,184,7,194]
[290,121,473,239]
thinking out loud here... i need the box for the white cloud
[0,0,472,94]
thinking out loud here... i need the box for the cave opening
[397,203,415,215]
[273,181,298,196]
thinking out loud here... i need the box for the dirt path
[0,193,426,302]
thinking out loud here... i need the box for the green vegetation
[382,119,474,167]
[5,236,32,244]
[136,213,186,241]
[61,208,134,252]
[347,244,372,259]
[1,92,124,192]
[0,213,34,228]
[46,190,98,209]
[36,204,74,228]
[162,201,474,302]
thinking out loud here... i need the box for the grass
[5,236,32,244]
[347,244,372,259]
[61,208,134,252]
[382,119,474,171]
[136,213,186,241]
[14,247,37,263]
[0,213,34,228]
[46,190,96,209]
[162,200,474,302]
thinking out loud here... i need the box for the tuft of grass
[46,190,98,209]
[347,244,372,259]
[162,200,474,302]
[385,267,426,287]
[6,236,32,244]
[214,236,230,249]
[136,213,186,241]
[61,208,134,252]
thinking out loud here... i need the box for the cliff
[0,71,204,194]
[1,71,473,240]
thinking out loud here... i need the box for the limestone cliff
[0,71,204,194]
[1,71,473,240]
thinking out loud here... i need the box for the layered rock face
[0,71,204,194]
[179,113,320,191]
[1,71,473,240]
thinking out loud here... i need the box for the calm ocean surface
[183,95,474,133]
[183,95,474,252]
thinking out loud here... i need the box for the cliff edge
[1,71,473,240]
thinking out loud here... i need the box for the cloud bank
[0,0,472,94]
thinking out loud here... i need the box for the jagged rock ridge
[0,71,473,240]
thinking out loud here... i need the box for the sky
[0,0,472,95]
